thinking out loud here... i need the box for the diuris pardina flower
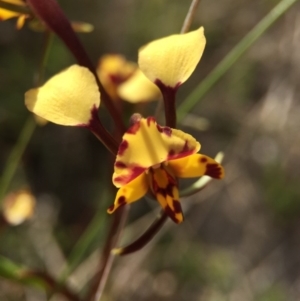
[108,115,224,224]
[97,54,161,103]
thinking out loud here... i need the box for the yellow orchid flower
[108,115,224,224]
[25,65,100,126]
[138,27,206,89]
[97,54,161,103]
[0,0,28,29]
[2,190,36,226]
[97,54,137,101]
[118,69,161,103]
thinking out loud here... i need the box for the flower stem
[113,210,168,256]
[180,0,201,34]
[155,80,178,128]
[0,31,52,205]
[86,107,119,155]
[85,206,129,301]
[177,0,300,121]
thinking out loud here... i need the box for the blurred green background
[1,0,300,300]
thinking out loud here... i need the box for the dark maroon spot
[162,126,172,136]
[115,161,127,169]
[168,149,175,157]
[114,175,127,184]
[205,163,223,179]
[164,206,180,224]
[131,166,146,179]
[173,200,182,214]
[182,141,189,152]
[79,105,100,128]
[118,196,126,205]
[146,116,156,126]
[108,205,115,212]
[127,121,140,134]
[200,157,208,163]
[118,139,128,156]
[155,79,181,92]
[109,74,127,85]
[156,124,163,132]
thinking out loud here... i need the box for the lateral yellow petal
[113,117,200,187]
[118,69,161,103]
[107,172,148,214]
[168,154,225,179]
[25,65,100,126]
[138,27,206,88]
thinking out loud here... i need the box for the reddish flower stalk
[155,80,179,128]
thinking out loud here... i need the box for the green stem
[0,117,35,205]
[0,32,53,205]
[177,0,299,122]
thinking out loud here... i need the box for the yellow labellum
[25,65,100,126]
[138,27,206,88]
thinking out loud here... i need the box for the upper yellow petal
[118,69,161,103]
[113,117,200,187]
[138,27,206,88]
[25,65,100,126]
[168,154,225,179]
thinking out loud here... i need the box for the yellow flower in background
[108,116,224,223]
[138,27,206,88]
[97,54,137,101]
[97,54,161,103]
[25,65,100,126]
[2,190,36,226]
[118,69,161,103]
[0,0,28,29]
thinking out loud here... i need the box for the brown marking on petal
[168,149,175,157]
[200,157,208,163]
[118,140,128,156]
[156,124,163,133]
[107,204,115,213]
[164,206,180,224]
[162,126,172,137]
[118,196,126,205]
[131,166,146,179]
[205,163,223,179]
[146,116,156,126]
[127,121,140,135]
[114,165,146,186]
[173,200,182,214]
[115,161,127,169]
